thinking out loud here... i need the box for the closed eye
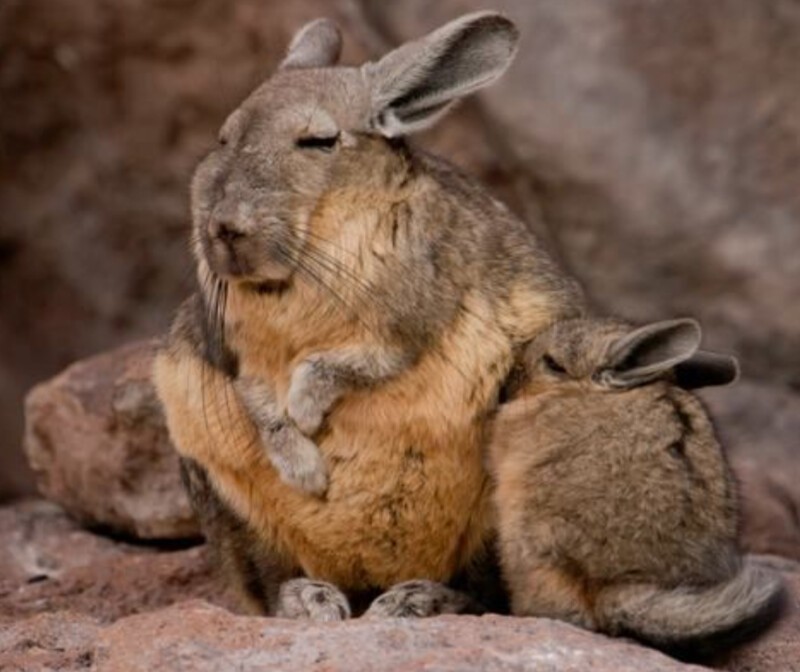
[542,354,567,375]
[295,134,340,151]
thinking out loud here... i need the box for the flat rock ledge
[1,602,712,672]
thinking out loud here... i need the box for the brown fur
[155,185,569,589]
[488,317,784,652]
[153,14,583,611]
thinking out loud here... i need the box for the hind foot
[275,579,351,621]
[364,580,485,618]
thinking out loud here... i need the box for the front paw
[287,360,330,436]
[275,578,351,621]
[270,429,328,496]
[364,580,485,618]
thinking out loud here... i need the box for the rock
[701,380,800,562]
[0,611,100,672]
[23,340,197,540]
[1,539,222,627]
[0,500,227,626]
[0,601,710,672]
[0,499,130,587]
[362,0,800,388]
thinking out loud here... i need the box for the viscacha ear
[281,18,342,70]
[674,351,739,389]
[363,12,519,137]
[601,319,702,389]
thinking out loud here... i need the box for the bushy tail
[598,559,786,658]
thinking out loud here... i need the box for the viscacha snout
[193,132,312,286]
[203,184,298,283]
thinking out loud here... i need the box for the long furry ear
[602,319,702,388]
[281,18,342,70]
[674,351,739,389]
[363,12,519,137]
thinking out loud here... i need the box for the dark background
[1,0,798,501]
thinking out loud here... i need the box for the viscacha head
[191,13,520,290]
[505,317,739,399]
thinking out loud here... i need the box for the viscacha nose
[209,220,245,245]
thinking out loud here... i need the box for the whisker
[277,242,390,343]
[295,246,380,312]
[275,244,372,329]
[303,229,515,354]
[303,228,448,295]
[198,274,214,438]
[212,277,262,457]
[287,237,398,317]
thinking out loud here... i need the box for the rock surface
[23,340,197,540]
[1,601,711,672]
[0,500,225,626]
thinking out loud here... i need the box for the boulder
[23,339,197,540]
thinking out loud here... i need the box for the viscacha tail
[597,558,786,659]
